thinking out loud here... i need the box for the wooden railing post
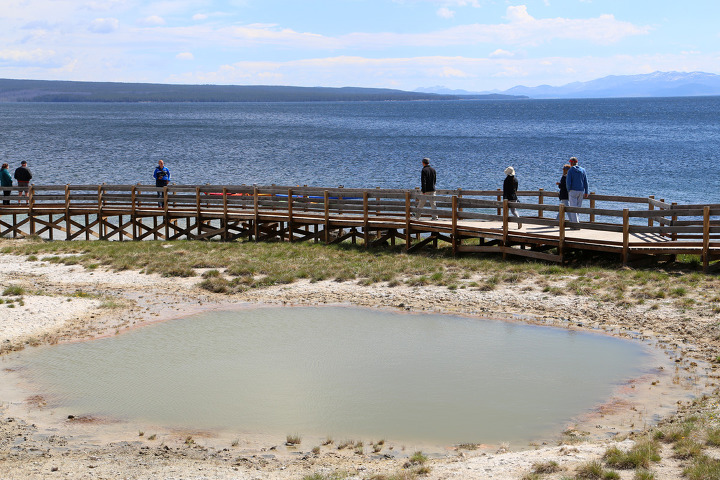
[363,191,369,247]
[703,206,710,273]
[163,186,170,240]
[195,186,202,239]
[324,190,330,244]
[452,196,458,255]
[222,187,229,241]
[287,188,294,243]
[502,199,509,259]
[671,202,678,241]
[648,195,654,228]
[28,185,35,236]
[622,208,630,266]
[457,188,463,213]
[660,198,669,238]
[65,184,71,241]
[253,186,259,241]
[496,189,502,216]
[589,192,596,223]
[97,185,104,239]
[405,190,411,251]
[538,188,544,218]
[558,204,566,263]
[131,186,137,240]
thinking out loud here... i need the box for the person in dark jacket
[1,163,12,205]
[503,166,522,229]
[556,164,570,219]
[153,159,170,207]
[414,157,437,220]
[13,160,32,200]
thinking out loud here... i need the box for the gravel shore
[1,246,719,480]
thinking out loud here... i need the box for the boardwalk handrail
[1,183,718,270]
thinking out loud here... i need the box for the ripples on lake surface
[0,97,718,205]
[9,307,654,444]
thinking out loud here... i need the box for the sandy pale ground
[1,245,719,479]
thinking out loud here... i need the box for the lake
[0,97,718,205]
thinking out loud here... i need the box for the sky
[2,0,719,92]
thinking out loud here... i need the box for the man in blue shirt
[565,157,589,224]
[153,159,170,207]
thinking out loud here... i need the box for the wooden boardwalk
[1,184,719,271]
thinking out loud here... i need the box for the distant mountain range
[0,78,521,103]
[418,71,720,99]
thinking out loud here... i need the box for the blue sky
[2,0,719,91]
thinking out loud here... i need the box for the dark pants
[156,181,168,207]
[2,189,10,205]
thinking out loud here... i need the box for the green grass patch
[603,440,660,469]
[408,451,428,465]
[654,420,696,443]
[633,469,655,480]
[673,437,704,459]
[706,427,720,446]
[531,460,562,474]
[683,454,720,480]
[2,284,25,296]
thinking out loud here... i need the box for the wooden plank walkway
[1,184,719,271]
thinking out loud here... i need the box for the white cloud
[489,49,514,58]
[159,6,648,51]
[0,48,57,64]
[83,0,130,12]
[440,66,469,77]
[176,52,194,60]
[311,6,649,49]
[192,13,208,21]
[139,15,166,26]
[88,17,119,33]
[437,7,455,19]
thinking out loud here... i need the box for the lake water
[0,97,718,205]
[8,307,654,444]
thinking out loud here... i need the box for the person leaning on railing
[413,157,437,220]
[1,163,12,205]
[13,160,32,201]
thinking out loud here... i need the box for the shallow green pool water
[8,306,653,444]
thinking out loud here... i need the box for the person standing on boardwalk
[565,157,589,224]
[153,159,170,207]
[503,166,522,229]
[1,163,12,205]
[414,157,437,220]
[13,160,32,200]
[556,164,571,219]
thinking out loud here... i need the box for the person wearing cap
[503,166,522,229]
[13,160,32,200]
[414,157,437,220]
[565,157,589,224]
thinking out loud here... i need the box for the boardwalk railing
[1,184,718,270]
